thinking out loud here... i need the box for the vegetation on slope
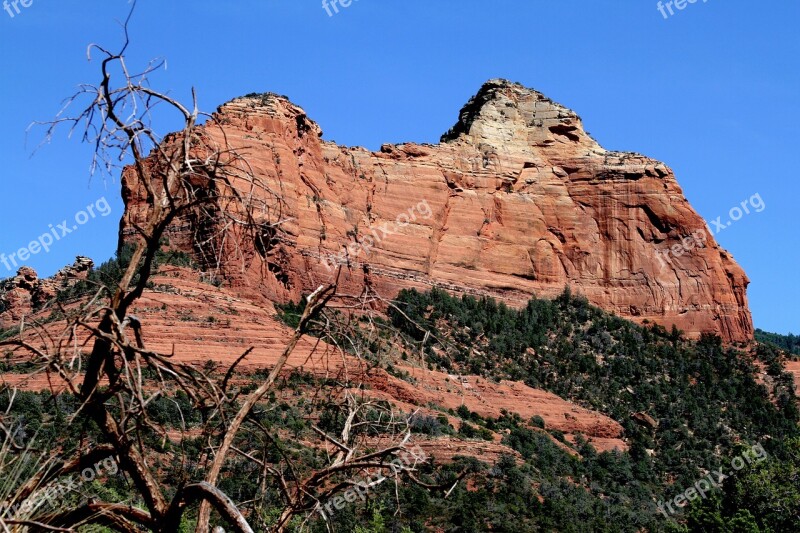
[755,328,800,357]
[2,287,798,531]
[386,288,799,531]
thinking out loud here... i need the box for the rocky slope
[0,265,627,454]
[788,360,800,391]
[120,79,753,342]
[0,257,93,325]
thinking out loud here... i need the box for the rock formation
[0,256,94,327]
[121,79,753,342]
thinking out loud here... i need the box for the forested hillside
[2,286,798,531]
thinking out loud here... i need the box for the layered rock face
[121,79,753,342]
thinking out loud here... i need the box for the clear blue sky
[0,0,797,334]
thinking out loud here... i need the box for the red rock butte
[121,79,753,343]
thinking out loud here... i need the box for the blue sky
[0,0,797,334]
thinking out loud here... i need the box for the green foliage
[687,437,800,531]
[354,505,387,533]
[147,391,202,428]
[241,92,284,107]
[275,298,306,329]
[0,286,9,315]
[0,326,18,342]
[755,328,800,357]
[388,287,800,530]
[530,415,546,428]
[457,421,493,441]
[409,413,453,436]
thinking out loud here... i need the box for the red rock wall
[120,80,753,343]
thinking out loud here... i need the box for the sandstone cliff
[121,79,753,342]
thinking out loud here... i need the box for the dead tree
[0,3,431,532]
